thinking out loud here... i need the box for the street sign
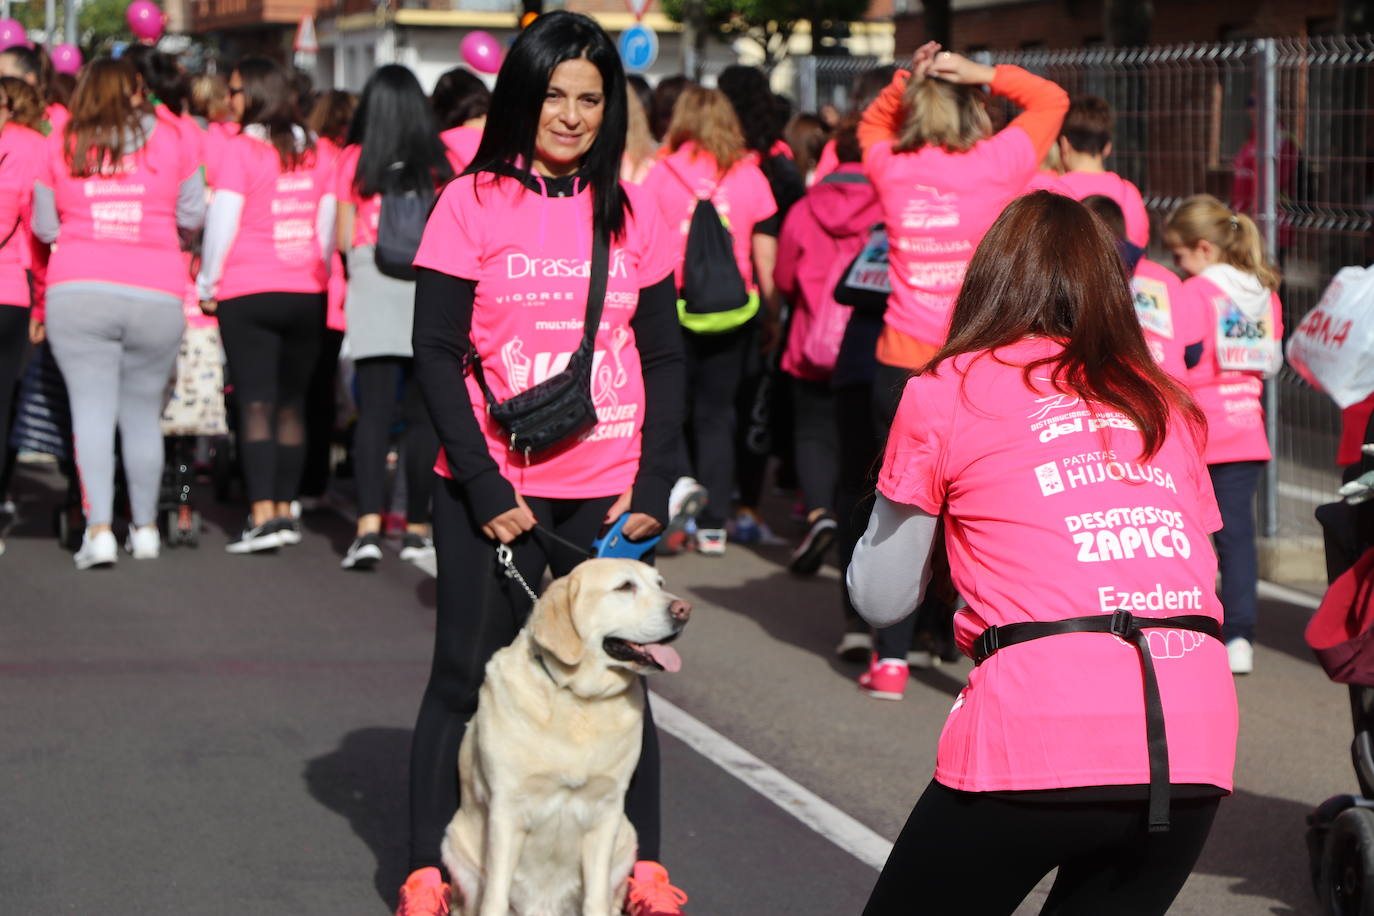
[624,0,652,20]
[618,23,657,74]
[294,13,318,53]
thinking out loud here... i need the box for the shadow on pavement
[304,727,413,909]
[1256,596,1322,670]
[1195,787,1322,915]
[690,564,968,697]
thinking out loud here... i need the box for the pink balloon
[52,44,82,75]
[126,1,165,42]
[0,18,29,49]
[460,31,502,75]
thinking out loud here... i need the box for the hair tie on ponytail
[1228,214,1240,232]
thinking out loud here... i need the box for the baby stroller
[1306,484,1374,915]
[158,272,229,546]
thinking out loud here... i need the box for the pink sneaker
[858,654,908,700]
[395,867,450,916]
[626,860,688,915]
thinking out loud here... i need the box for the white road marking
[651,694,893,871]
[1258,579,1322,610]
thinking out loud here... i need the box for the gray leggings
[45,286,184,527]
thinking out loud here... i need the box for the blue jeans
[1209,460,1264,642]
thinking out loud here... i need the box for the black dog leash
[494,524,595,603]
[972,610,1222,832]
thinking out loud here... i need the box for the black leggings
[835,382,880,631]
[864,780,1220,916]
[681,328,752,528]
[0,303,29,494]
[352,357,437,523]
[217,292,324,504]
[299,327,344,498]
[408,478,661,873]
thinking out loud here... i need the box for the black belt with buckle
[972,610,1222,832]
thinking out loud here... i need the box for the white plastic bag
[1287,265,1374,408]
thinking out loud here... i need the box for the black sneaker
[398,532,435,563]
[341,532,383,570]
[226,516,284,554]
[789,513,838,575]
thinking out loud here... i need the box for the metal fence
[794,38,1374,546]
[981,37,1374,545]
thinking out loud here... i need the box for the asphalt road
[0,459,1351,915]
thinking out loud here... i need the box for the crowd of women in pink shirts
[0,20,1304,915]
[0,36,1285,675]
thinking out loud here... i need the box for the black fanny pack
[469,231,609,460]
[972,609,1222,833]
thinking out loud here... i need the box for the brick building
[188,0,895,91]
[894,0,1344,56]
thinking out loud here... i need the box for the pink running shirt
[1177,274,1284,464]
[41,118,200,297]
[440,126,482,170]
[45,103,68,135]
[335,143,462,249]
[412,173,679,498]
[0,123,45,306]
[1132,258,1202,381]
[879,337,1236,793]
[335,144,380,248]
[640,143,777,295]
[866,128,1040,348]
[213,133,337,301]
[203,121,239,188]
[1059,170,1151,248]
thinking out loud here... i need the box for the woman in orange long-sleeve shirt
[850,43,1068,699]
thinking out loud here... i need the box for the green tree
[12,0,132,53]
[663,0,873,72]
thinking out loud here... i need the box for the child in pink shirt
[1165,195,1284,673]
[849,192,1234,916]
[1081,194,1203,381]
[1058,94,1151,248]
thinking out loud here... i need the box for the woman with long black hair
[401,11,687,916]
[196,57,336,552]
[335,65,453,569]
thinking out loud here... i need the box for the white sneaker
[74,529,118,569]
[668,476,708,522]
[835,631,873,662]
[1227,637,1254,675]
[125,525,161,559]
[696,528,727,557]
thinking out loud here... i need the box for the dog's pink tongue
[647,643,682,673]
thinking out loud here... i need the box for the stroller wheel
[1322,806,1374,915]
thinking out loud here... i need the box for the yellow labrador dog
[441,558,690,916]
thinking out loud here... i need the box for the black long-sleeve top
[412,268,685,527]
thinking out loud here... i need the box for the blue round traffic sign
[618,23,658,74]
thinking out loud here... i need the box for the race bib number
[844,227,891,294]
[1132,276,1173,339]
[1214,295,1277,373]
